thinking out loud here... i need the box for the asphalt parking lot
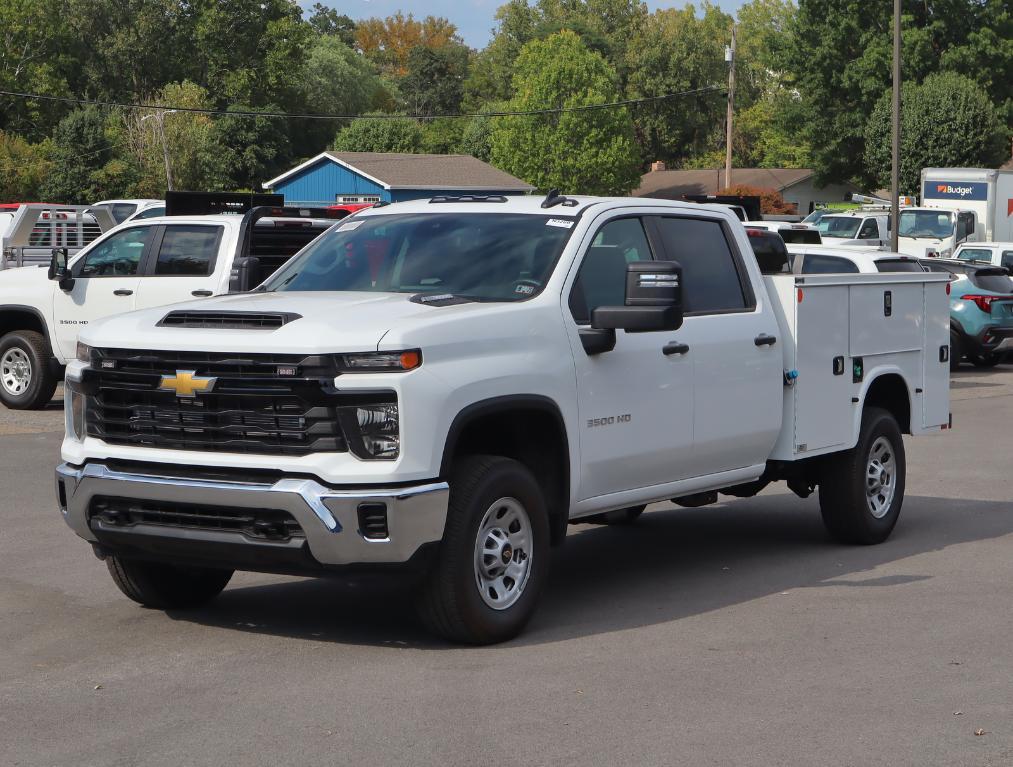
[2,369,1011,767]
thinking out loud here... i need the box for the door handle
[754,334,777,346]
[663,341,690,356]
[113,289,133,296]
[191,289,213,297]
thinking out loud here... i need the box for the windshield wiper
[410,292,478,306]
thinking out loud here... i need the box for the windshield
[262,212,576,301]
[818,217,861,238]
[956,248,992,262]
[899,210,953,239]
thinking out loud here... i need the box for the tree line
[0,0,1009,202]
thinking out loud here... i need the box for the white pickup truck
[0,206,343,409]
[56,194,951,644]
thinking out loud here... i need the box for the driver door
[51,226,153,359]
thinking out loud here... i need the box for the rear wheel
[416,455,549,644]
[0,330,58,410]
[969,352,1001,368]
[106,556,233,609]
[948,329,962,372]
[818,407,905,545]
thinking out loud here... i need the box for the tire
[0,330,58,410]
[584,505,646,525]
[969,353,1001,368]
[818,407,906,545]
[416,455,550,644]
[948,329,961,372]
[106,555,233,609]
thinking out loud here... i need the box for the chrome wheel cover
[866,436,897,519]
[473,497,533,610]
[1,347,32,396]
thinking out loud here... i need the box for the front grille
[158,311,301,329]
[90,496,304,541]
[84,350,391,456]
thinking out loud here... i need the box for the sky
[311,1,749,48]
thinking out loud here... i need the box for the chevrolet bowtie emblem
[158,370,217,397]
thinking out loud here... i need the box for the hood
[0,263,53,296]
[897,236,946,258]
[79,290,493,354]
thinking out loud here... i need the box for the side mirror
[580,261,684,355]
[48,248,75,290]
[966,218,975,235]
[592,260,683,332]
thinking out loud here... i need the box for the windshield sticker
[337,220,364,232]
[546,219,574,229]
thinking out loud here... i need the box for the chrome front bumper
[55,462,449,567]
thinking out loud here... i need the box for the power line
[0,86,725,121]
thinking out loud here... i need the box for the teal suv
[920,260,1013,370]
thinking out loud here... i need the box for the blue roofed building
[263,151,535,205]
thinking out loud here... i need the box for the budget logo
[936,184,973,197]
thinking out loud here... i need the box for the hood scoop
[157,310,302,330]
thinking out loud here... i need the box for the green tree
[490,31,639,195]
[787,0,1013,185]
[332,115,424,153]
[400,44,471,117]
[40,107,116,203]
[305,3,357,47]
[864,72,1007,194]
[0,132,53,199]
[0,0,75,140]
[206,107,292,191]
[625,4,732,167]
[420,118,465,154]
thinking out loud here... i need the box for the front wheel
[416,455,549,644]
[0,330,58,410]
[106,556,233,609]
[818,407,906,545]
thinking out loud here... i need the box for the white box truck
[897,168,1013,258]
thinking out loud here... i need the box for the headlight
[76,341,92,364]
[338,397,400,459]
[65,379,86,441]
[337,350,421,373]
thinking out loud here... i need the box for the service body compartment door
[850,283,924,356]
[922,281,950,429]
[794,284,852,452]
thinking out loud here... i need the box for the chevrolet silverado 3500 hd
[56,194,951,643]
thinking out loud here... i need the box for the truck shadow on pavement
[172,492,1013,648]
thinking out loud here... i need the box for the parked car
[56,193,950,643]
[815,212,890,248]
[0,205,344,409]
[918,259,1013,369]
[952,241,1013,272]
[89,199,164,225]
[744,220,822,245]
[786,245,925,274]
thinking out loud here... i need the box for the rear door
[651,215,782,477]
[131,224,227,310]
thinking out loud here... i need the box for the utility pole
[890,0,901,253]
[724,24,736,190]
